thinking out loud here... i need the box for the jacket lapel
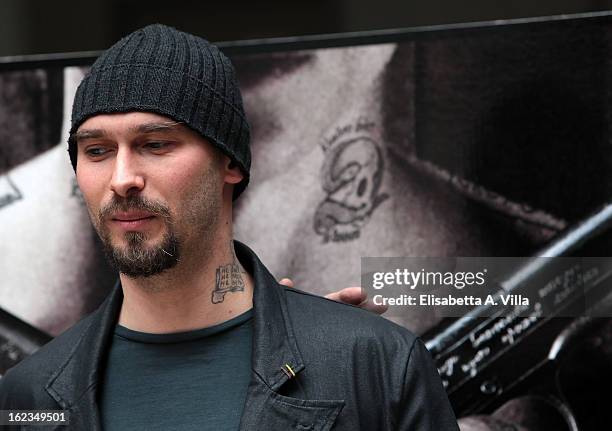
[235,242,344,431]
[45,280,123,431]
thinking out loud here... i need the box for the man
[0,24,458,430]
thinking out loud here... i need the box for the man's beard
[96,195,181,278]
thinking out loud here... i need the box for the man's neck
[117,237,254,334]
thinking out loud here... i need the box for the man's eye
[85,147,108,157]
[145,142,169,150]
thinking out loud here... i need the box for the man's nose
[109,148,145,197]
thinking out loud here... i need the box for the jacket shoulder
[283,287,458,430]
[284,287,417,352]
[0,313,96,409]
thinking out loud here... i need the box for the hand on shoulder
[278,278,388,315]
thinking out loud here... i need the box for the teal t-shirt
[99,309,253,431]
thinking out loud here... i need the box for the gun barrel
[426,203,612,356]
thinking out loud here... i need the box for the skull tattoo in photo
[314,118,389,243]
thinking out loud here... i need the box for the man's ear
[223,157,244,185]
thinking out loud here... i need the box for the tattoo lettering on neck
[211,242,246,304]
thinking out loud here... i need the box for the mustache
[98,195,172,223]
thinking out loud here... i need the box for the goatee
[101,229,180,277]
[96,195,181,278]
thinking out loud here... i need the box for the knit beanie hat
[68,24,251,199]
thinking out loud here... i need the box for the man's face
[75,112,225,278]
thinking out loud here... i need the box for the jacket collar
[45,241,320,428]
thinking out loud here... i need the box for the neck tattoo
[211,242,246,304]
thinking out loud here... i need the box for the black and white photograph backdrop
[2,11,612,429]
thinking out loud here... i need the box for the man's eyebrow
[74,129,105,142]
[133,121,184,134]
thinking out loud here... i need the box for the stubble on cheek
[177,160,224,251]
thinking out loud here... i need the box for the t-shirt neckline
[114,308,253,344]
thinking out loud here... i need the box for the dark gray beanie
[68,24,251,199]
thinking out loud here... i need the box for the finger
[325,287,388,315]
[278,278,294,288]
[355,299,388,315]
[324,287,366,305]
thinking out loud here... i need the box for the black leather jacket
[0,242,459,430]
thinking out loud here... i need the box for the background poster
[2,13,612,429]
